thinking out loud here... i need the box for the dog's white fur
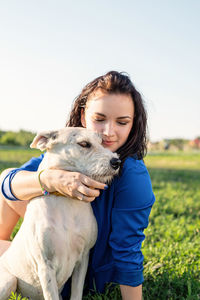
[0,127,119,300]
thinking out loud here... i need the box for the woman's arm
[11,169,106,201]
[1,153,106,202]
[120,285,142,300]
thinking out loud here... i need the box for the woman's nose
[102,122,115,136]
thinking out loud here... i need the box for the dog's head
[31,127,120,183]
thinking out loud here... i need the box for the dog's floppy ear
[30,130,58,151]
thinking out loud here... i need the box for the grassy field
[143,153,200,300]
[0,148,199,300]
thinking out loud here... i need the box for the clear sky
[1,0,199,141]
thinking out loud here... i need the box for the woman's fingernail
[104,185,108,190]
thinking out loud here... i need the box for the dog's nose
[110,158,121,170]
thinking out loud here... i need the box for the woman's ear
[81,108,86,128]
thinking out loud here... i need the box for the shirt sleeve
[1,154,44,201]
[109,158,155,287]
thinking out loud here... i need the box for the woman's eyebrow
[117,116,132,120]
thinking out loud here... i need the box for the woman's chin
[102,143,118,152]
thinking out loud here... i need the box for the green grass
[143,152,200,300]
[0,146,40,171]
[1,147,200,299]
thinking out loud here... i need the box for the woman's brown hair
[66,71,147,164]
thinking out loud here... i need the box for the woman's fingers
[79,174,107,190]
[70,180,101,202]
[78,184,100,198]
[73,191,96,203]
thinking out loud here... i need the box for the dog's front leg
[70,253,89,300]
[38,264,60,300]
[0,264,17,300]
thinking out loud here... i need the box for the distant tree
[0,130,35,146]
[164,138,189,151]
[0,131,20,145]
[0,130,6,139]
[16,130,35,146]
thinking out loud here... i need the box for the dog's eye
[78,141,91,148]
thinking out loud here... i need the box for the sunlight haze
[1,0,199,142]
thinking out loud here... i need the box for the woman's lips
[102,140,116,146]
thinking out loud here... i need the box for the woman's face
[81,91,134,152]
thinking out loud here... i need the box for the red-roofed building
[189,138,200,149]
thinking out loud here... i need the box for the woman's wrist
[38,169,56,194]
[38,170,50,196]
[10,170,53,201]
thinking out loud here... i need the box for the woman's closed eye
[94,118,129,126]
[94,118,105,122]
[117,121,129,126]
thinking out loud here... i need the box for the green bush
[0,130,35,147]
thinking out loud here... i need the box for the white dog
[0,127,120,300]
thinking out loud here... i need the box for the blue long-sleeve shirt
[1,155,155,294]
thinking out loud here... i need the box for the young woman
[0,71,155,300]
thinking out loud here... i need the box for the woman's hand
[40,169,107,202]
